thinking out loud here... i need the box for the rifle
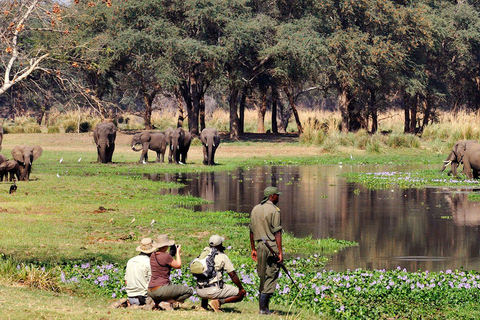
[261,238,299,291]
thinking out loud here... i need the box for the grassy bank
[0,131,478,319]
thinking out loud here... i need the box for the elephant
[94,122,116,163]
[163,127,174,163]
[131,131,168,163]
[170,127,192,164]
[0,160,20,182]
[0,154,6,165]
[440,140,478,177]
[200,127,221,165]
[11,145,42,181]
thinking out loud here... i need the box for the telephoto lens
[169,244,177,257]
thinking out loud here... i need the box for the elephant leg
[155,151,161,163]
[211,147,217,165]
[203,145,208,165]
[463,161,474,179]
[474,169,480,179]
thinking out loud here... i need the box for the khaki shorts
[196,283,239,300]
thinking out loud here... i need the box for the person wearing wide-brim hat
[147,234,193,310]
[123,237,157,308]
[249,186,284,314]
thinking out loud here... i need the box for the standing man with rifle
[249,186,283,315]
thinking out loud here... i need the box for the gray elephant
[170,127,192,164]
[200,128,220,165]
[164,127,174,163]
[0,160,20,181]
[11,145,43,181]
[441,140,478,177]
[131,131,168,163]
[0,154,6,165]
[94,122,116,163]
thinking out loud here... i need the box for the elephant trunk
[207,141,214,165]
[132,143,143,152]
[98,144,107,163]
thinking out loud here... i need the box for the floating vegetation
[345,170,480,189]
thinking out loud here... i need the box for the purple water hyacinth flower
[81,263,90,269]
[112,293,116,298]
[61,272,66,283]
[41,266,45,272]
[105,264,114,270]
[336,305,345,312]
[16,265,20,270]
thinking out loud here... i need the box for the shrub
[366,139,382,153]
[387,133,420,148]
[79,122,91,133]
[63,120,77,133]
[47,126,60,133]
[353,130,370,150]
[322,134,339,153]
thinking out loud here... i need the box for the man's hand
[239,289,246,297]
[277,252,283,264]
[251,249,257,262]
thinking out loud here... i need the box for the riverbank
[0,132,478,319]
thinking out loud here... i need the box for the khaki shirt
[124,254,151,297]
[199,247,235,285]
[249,200,283,242]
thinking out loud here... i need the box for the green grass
[0,131,477,319]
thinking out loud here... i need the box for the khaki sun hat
[136,237,156,254]
[209,235,225,247]
[153,234,175,249]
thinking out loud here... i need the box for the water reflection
[149,165,480,272]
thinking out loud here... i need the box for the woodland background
[1,0,480,138]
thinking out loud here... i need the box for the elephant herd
[0,144,43,182]
[440,140,480,179]
[94,122,221,166]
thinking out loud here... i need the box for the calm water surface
[149,164,480,272]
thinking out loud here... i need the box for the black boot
[259,293,271,315]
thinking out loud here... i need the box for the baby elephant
[131,131,168,163]
[0,160,20,182]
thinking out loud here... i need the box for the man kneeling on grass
[193,235,246,312]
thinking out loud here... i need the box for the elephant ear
[32,146,43,161]
[11,146,24,162]
[140,131,152,142]
[200,130,206,144]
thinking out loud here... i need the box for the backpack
[189,247,218,281]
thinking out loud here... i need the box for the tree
[0,0,66,96]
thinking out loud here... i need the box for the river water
[149,164,480,272]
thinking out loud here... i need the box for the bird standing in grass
[9,178,17,194]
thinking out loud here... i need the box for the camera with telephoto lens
[169,244,177,257]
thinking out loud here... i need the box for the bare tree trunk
[143,94,154,130]
[369,88,377,133]
[229,85,239,140]
[338,88,349,133]
[239,86,247,134]
[174,89,185,128]
[256,87,267,133]
[272,86,278,133]
[283,86,303,134]
[199,96,206,132]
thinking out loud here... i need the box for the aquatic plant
[345,170,480,189]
